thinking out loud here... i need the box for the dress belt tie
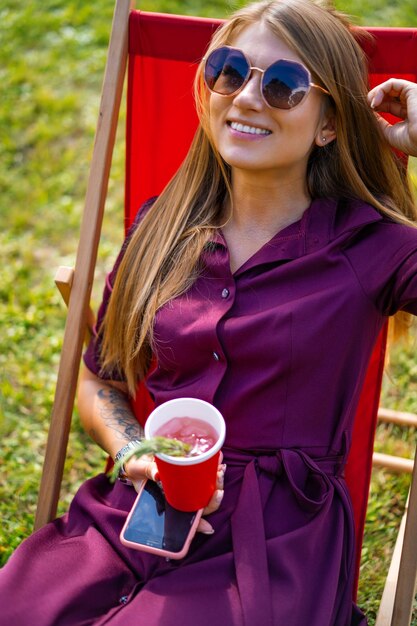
[224,447,345,626]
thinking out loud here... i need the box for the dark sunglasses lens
[204,47,249,95]
[263,60,310,109]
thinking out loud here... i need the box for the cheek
[208,97,226,145]
[281,107,322,143]
[209,95,223,123]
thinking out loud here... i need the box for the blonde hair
[101,0,416,395]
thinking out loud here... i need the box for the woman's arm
[77,365,158,482]
[368,78,417,157]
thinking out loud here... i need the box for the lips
[228,121,272,135]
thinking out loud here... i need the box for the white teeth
[230,122,271,135]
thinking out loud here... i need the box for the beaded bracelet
[114,439,142,482]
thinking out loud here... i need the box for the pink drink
[155,416,218,457]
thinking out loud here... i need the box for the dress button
[221,288,230,299]
[213,351,220,361]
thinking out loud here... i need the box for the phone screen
[122,480,200,554]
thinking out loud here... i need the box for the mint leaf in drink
[109,437,191,482]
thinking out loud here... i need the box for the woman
[1,1,417,624]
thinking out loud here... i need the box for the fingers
[197,518,215,535]
[124,455,159,482]
[203,488,224,516]
[367,78,417,156]
[132,478,146,494]
[216,463,226,490]
[368,78,409,107]
[143,461,158,481]
[367,79,393,108]
[373,115,410,154]
[201,464,227,516]
[196,463,227,534]
[367,78,414,120]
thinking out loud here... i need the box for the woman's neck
[227,170,311,237]
[221,171,312,273]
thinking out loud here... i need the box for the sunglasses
[204,46,330,110]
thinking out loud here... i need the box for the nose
[232,70,264,110]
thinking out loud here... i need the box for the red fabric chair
[35,3,417,624]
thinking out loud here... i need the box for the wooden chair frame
[34,1,417,624]
[34,0,133,530]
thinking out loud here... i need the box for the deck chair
[34,1,417,624]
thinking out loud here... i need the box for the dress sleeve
[82,198,157,379]
[343,220,417,316]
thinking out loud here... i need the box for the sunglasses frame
[203,45,330,110]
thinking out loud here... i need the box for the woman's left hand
[368,78,417,156]
[197,462,226,535]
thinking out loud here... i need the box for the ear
[315,110,337,147]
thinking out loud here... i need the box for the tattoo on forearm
[96,387,144,442]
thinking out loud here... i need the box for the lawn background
[1,0,417,623]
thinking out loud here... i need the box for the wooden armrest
[55,266,96,340]
[55,266,74,306]
[373,408,416,474]
[378,408,417,428]
[372,452,414,474]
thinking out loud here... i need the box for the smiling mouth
[228,121,272,136]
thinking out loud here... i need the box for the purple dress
[2,197,417,626]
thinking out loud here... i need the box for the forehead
[229,22,303,67]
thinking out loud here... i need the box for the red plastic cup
[144,398,226,511]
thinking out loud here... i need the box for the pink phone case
[120,481,203,559]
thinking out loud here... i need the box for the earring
[322,137,327,143]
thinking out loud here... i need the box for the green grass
[1,1,417,624]
[336,0,417,26]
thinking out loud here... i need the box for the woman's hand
[124,454,159,492]
[368,78,417,156]
[197,462,226,534]
[125,457,227,535]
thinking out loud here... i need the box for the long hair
[101,0,417,395]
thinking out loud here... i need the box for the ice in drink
[155,417,218,457]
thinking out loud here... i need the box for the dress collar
[206,197,383,274]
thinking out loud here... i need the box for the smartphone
[120,479,203,559]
